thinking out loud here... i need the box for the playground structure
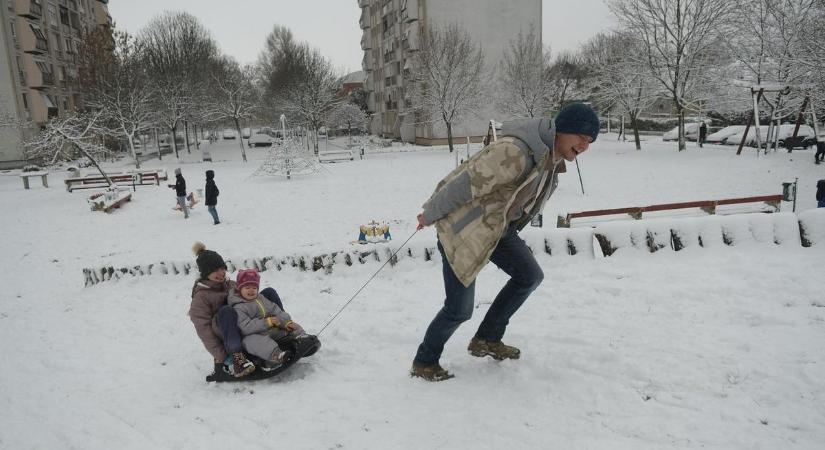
[738,84,822,155]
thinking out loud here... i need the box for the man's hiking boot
[468,337,521,360]
[410,361,454,382]
[231,352,256,377]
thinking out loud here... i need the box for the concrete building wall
[0,0,111,169]
[359,0,541,145]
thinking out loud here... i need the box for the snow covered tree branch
[405,23,486,153]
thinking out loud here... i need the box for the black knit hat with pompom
[192,242,227,279]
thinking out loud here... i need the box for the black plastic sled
[206,335,321,383]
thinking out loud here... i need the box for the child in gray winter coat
[228,269,306,366]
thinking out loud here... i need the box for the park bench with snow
[557,195,784,228]
[64,169,168,192]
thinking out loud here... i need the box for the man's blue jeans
[414,225,544,365]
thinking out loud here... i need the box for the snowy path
[1,137,823,449]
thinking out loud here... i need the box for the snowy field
[1,135,824,449]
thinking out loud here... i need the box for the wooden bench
[65,170,167,192]
[318,149,354,163]
[19,171,49,189]
[557,195,784,227]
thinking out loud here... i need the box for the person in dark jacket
[817,179,825,208]
[205,170,220,225]
[698,121,708,148]
[168,168,189,219]
[815,141,824,164]
[189,242,255,377]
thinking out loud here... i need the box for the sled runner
[206,334,321,383]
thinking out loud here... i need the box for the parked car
[706,125,746,144]
[222,129,236,140]
[729,124,816,147]
[241,127,252,139]
[662,123,700,141]
[248,133,274,147]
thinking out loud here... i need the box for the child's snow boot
[467,337,521,360]
[231,352,256,377]
[262,347,292,370]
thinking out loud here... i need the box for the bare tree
[139,12,218,158]
[24,112,114,186]
[610,0,736,150]
[256,25,307,121]
[548,51,586,110]
[209,58,260,162]
[280,45,340,153]
[581,32,660,149]
[496,26,553,118]
[328,103,368,145]
[726,0,818,150]
[406,23,485,153]
[81,30,154,168]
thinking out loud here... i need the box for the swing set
[736,84,822,155]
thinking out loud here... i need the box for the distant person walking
[815,141,824,165]
[169,168,189,219]
[817,179,825,208]
[205,170,220,225]
[698,121,708,148]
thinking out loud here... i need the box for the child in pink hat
[228,269,306,367]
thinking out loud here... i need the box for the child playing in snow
[228,269,307,367]
[204,170,220,225]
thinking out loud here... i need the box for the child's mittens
[284,321,302,333]
[265,316,282,328]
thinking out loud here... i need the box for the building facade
[0,0,111,169]
[358,0,541,145]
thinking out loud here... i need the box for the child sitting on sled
[228,269,311,368]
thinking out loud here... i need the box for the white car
[727,124,815,147]
[248,133,273,147]
[662,123,700,141]
[706,125,746,144]
[222,129,236,140]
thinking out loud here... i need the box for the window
[59,5,69,25]
[30,23,49,52]
[64,37,73,54]
[52,32,61,52]
[48,4,58,28]
[22,93,28,110]
[58,66,65,81]
[35,60,52,74]
[9,20,15,39]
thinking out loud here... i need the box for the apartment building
[359,0,541,145]
[0,0,111,169]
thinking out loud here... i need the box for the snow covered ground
[1,136,823,449]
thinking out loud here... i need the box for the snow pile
[798,208,825,246]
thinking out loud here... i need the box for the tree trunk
[234,118,247,162]
[171,124,179,158]
[631,114,641,150]
[446,121,454,153]
[194,123,200,150]
[127,134,140,169]
[154,128,162,161]
[677,106,686,151]
[75,143,114,188]
[184,119,191,154]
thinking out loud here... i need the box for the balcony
[23,55,54,90]
[15,0,43,19]
[360,29,372,50]
[362,52,374,71]
[19,22,49,55]
[27,91,58,124]
[358,0,369,7]
[359,9,370,29]
[402,0,419,22]
[93,2,112,27]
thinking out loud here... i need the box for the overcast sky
[108,0,615,74]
